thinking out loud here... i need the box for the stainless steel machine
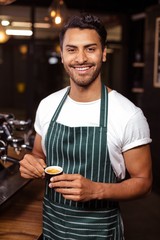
[0,113,34,205]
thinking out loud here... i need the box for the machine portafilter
[0,113,33,165]
[0,140,20,164]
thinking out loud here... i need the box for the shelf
[132,62,145,67]
[131,87,144,93]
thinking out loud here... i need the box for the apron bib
[43,85,124,239]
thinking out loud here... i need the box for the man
[20,14,152,239]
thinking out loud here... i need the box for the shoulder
[107,90,150,141]
[35,86,69,124]
[40,86,69,107]
[108,90,142,121]
[108,90,151,148]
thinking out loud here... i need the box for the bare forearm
[49,173,152,202]
[94,177,152,201]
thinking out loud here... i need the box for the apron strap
[100,84,108,127]
[51,87,70,122]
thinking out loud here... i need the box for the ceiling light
[50,10,56,18]
[34,23,51,29]
[11,22,31,28]
[55,15,62,25]
[0,0,16,5]
[49,0,67,26]
[0,25,9,43]
[11,21,51,29]
[19,45,28,55]
[48,56,58,65]
[1,19,10,26]
[6,29,33,36]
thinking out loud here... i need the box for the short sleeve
[122,109,152,152]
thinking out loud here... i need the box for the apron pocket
[43,198,123,240]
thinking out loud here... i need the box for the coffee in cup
[45,166,63,179]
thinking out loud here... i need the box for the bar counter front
[0,174,44,240]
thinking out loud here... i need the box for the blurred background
[0,1,160,239]
[1,0,159,190]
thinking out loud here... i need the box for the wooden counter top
[0,178,45,240]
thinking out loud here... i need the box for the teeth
[75,67,90,71]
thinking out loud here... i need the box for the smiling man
[61,28,106,89]
[20,14,152,239]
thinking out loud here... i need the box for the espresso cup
[45,166,63,180]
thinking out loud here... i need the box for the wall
[143,5,160,193]
[0,39,64,120]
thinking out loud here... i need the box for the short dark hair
[59,13,107,50]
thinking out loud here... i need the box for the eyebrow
[65,43,98,48]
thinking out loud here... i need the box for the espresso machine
[0,113,34,205]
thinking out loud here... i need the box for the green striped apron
[43,84,124,239]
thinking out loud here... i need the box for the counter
[0,178,44,240]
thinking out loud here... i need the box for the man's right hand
[19,153,46,179]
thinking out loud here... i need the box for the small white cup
[45,166,63,179]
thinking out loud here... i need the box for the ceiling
[0,0,159,42]
[12,0,158,14]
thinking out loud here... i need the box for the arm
[98,143,152,200]
[19,133,46,179]
[49,144,152,202]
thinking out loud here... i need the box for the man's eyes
[66,47,96,53]
[87,47,95,52]
[67,48,75,53]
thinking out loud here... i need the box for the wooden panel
[0,179,44,240]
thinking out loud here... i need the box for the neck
[69,81,102,102]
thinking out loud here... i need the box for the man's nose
[75,50,87,63]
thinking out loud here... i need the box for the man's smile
[74,66,90,71]
[70,64,94,74]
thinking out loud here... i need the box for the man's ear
[102,47,107,62]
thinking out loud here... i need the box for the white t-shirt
[34,86,152,180]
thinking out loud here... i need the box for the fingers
[48,173,96,202]
[55,186,81,197]
[49,174,84,201]
[50,173,81,183]
[49,174,84,195]
[19,154,46,179]
[49,174,81,188]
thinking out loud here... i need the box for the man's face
[61,28,106,87]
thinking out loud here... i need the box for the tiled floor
[120,191,160,240]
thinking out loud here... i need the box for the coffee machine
[0,113,34,205]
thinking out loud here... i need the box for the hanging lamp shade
[0,0,16,5]
[49,0,67,26]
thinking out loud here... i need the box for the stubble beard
[64,63,102,88]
